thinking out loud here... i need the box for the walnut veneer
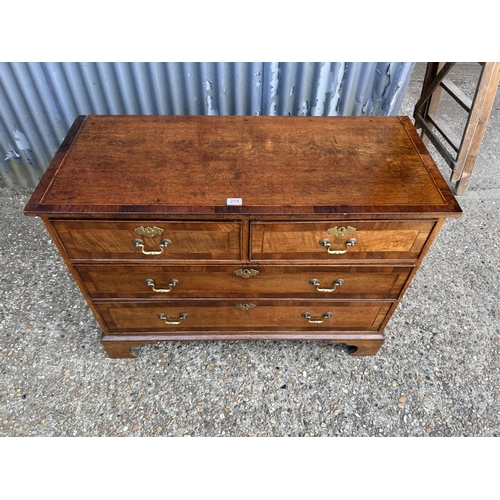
[24,115,462,358]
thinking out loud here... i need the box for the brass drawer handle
[133,238,172,255]
[157,312,187,325]
[309,278,344,292]
[145,278,179,293]
[302,312,333,324]
[319,238,357,255]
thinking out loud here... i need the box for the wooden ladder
[413,62,500,195]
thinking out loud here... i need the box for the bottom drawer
[95,300,393,334]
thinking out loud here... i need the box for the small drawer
[76,264,412,299]
[51,221,241,261]
[95,299,393,333]
[250,220,435,261]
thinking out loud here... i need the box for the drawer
[76,264,412,299]
[96,300,393,333]
[251,221,436,261]
[51,221,241,260]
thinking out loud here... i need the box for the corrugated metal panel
[0,62,414,189]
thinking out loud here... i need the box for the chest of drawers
[24,115,462,358]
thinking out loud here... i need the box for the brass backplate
[327,226,356,237]
[134,226,164,238]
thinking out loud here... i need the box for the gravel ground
[1,63,499,440]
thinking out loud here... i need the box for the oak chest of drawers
[24,115,462,358]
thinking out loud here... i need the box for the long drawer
[76,264,412,299]
[95,300,394,333]
[251,220,436,261]
[51,220,241,260]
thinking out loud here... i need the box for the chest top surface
[24,115,461,218]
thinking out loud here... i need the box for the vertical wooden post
[414,62,500,195]
[451,62,500,194]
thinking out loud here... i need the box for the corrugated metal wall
[0,62,414,189]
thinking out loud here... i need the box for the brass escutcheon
[235,303,256,311]
[234,269,259,278]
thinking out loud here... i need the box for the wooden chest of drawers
[24,115,462,358]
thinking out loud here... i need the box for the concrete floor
[1,63,499,442]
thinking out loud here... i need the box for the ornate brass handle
[301,312,333,324]
[157,312,187,325]
[319,238,357,255]
[145,278,179,293]
[133,238,172,255]
[309,278,344,292]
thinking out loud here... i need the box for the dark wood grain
[100,334,386,358]
[24,115,462,358]
[96,299,393,333]
[24,115,87,215]
[51,220,241,261]
[250,220,435,261]
[24,115,462,218]
[96,300,393,334]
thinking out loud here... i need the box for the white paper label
[227,198,242,206]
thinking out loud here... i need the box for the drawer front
[76,264,412,299]
[251,221,435,261]
[96,300,393,333]
[51,221,241,260]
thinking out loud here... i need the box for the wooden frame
[414,62,500,195]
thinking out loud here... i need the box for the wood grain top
[24,115,462,217]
